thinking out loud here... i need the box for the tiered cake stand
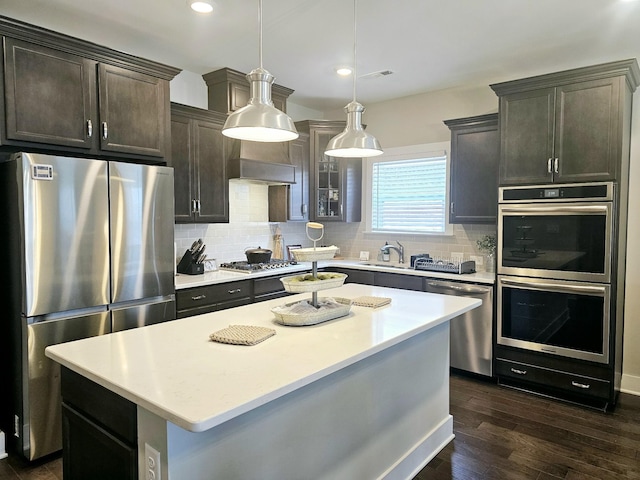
[272,223,350,326]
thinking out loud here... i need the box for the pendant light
[222,0,298,142]
[325,0,383,158]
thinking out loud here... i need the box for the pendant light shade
[222,0,298,142]
[325,0,382,158]
[324,100,382,157]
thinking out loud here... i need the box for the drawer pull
[228,288,242,294]
[510,368,527,375]
[191,294,206,301]
[571,381,591,390]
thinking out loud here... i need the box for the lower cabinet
[495,345,614,409]
[374,272,424,291]
[324,267,375,285]
[61,367,137,480]
[253,276,292,303]
[176,280,252,319]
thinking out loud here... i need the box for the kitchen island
[46,284,481,480]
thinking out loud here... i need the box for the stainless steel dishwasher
[424,279,493,377]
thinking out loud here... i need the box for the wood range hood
[227,138,296,185]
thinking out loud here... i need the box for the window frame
[363,141,453,236]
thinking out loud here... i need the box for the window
[365,142,451,235]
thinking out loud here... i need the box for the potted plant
[476,234,496,273]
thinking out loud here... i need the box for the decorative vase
[486,253,495,273]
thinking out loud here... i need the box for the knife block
[177,249,205,275]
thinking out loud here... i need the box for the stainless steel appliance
[424,280,493,377]
[219,260,297,273]
[497,182,614,362]
[498,276,610,363]
[496,182,623,409]
[498,182,613,283]
[0,153,176,460]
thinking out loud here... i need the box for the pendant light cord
[259,0,263,69]
[352,0,357,102]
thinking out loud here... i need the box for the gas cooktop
[219,260,298,273]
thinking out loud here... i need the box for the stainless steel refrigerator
[0,152,176,460]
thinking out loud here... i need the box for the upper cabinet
[269,132,311,222]
[0,17,180,163]
[296,120,362,223]
[491,59,639,185]
[444,113,499,224]
[202,67,294,114]
[169,103,229,223]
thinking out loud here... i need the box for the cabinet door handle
[450,202,455,214]
[191,294,206,301]
[102,122,108,140]
[191,199,197,214]
[510,367,527,375]
[547,158,553,173]
[571,381,590,389]
[554,158,559,174]
[86,120,93,138]
[302,204,307,215]
[196,199,201,213]
[228,288,242,294]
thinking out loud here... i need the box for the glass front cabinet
[296,120,362,223]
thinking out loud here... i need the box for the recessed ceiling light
[336,67,353,76]
[189,0,214,13]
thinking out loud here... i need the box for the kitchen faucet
[380,241,405,263]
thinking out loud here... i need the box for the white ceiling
[2,0,640,112]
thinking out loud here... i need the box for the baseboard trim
[621,373,640,396]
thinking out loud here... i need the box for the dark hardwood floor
[1,373,639,479]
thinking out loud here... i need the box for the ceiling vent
[360,70,394,80]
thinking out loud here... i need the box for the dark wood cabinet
[169,103,229,223]
[491,59,640,185]
[323,267,375,285]
[495,345,615,409]
[3,38,95,149]
[444,114,499,223]
[0,18,179,162]
[296,120,362,223]
[253,276,292,302]
[97,63,169,158]
[176,279,252,318]
[202,67,293,114]
[374,272,424,291]
[61,367,137,480]
[269,132,311,222]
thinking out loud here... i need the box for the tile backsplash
[174,183,497,270]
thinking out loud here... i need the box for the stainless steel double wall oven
[496,182,624,408]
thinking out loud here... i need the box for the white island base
[46,284,480,480]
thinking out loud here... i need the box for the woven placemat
[209,325,276,346]
[351,296,392,308]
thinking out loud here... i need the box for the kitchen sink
[362,262,414,270]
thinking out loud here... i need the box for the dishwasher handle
[425,281,491,296]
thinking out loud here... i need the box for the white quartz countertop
[46,284,480,433]
[175,259,495,290]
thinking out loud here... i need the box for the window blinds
[371,156,447,233]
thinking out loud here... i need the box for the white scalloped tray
[271,297,352,326]
[280,273,347,293]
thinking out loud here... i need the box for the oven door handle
[500,205,609,214]
[500,278,607,296]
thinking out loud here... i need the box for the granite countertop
[175,259,496,290]
[45,284,481,433]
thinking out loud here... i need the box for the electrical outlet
[470,255,483,266]
[145,443,161,480]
